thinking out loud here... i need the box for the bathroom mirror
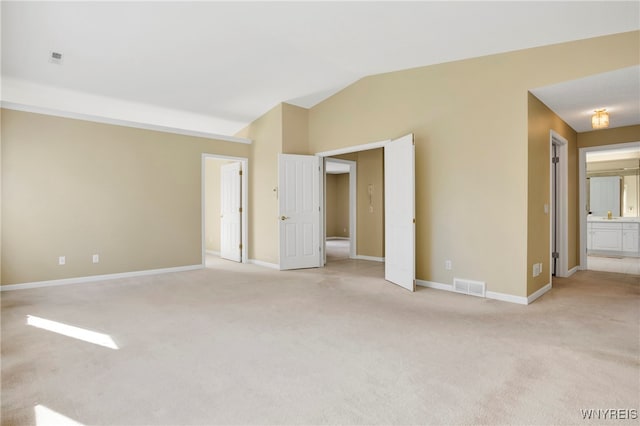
[586,157,640,218]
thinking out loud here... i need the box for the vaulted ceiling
[2,1,639,138]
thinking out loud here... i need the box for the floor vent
[453,278,486,298]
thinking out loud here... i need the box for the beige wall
[578,125,640,148]
[355,149,384,258]
[1,109,250,285]
[527,93,578,295]
[282,103,309,155]
[587,159,640,172]
[235,104,282,265]
[325,173,350,238]
[307,31,638,297]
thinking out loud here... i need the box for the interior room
[1,2,639,425]
[585,147,640,274]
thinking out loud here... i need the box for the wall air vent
[453,278,486,298]
[49,51,63,64]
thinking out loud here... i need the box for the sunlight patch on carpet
[26,315,119,350]
[35,404,84,426]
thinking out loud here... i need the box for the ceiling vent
[49,51,63,64]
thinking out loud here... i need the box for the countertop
[588,216,640,222]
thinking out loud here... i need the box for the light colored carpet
[1,258,638,425]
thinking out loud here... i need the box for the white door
[220,162,242,262]
[279,154,321,270]
[384,134,416,291]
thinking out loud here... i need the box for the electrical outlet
[445,260,452,270]
[58,256,65,266]
[533,263,542,277]
[92,254,99,264]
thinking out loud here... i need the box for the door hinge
[552,252,559,259]
[239,170,243,176]
[552,156,559,164]
[239,244,243,249]
[413,218,416,224]
[239,207,243,213]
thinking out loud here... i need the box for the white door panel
[279,154,321,270]
[384,134,415,291]
[220,162,242,262]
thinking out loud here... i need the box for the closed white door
[384,134,415,291]
[279,154,321,270]
[220,162,242,262]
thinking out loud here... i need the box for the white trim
[202,154,249,266]
[1,101,252,145]
[315,140,389,157]
[485,291,528,305]
[527,283,552,304]
[0,265,203,291]
[354,255,385,262]
[206,250,220,256]
[550,130,569,278]
[326,237,349,240]
[567,266,579,276]
[579,141,640,269]
[416,280,454,292]
[417,280,530,305]
[248,259,280,270]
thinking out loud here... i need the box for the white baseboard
[248,259,280,270]
[206,250,220,256]
[354,255,385,262]
[485,290,528,305]
[0,264,204,291]
[416,280,454,292]
[567,266,579,277]
[527,282,552,304]
[326,236,349,240]
[417,279,530,305]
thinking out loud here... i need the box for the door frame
[317,140,388,265]
[578,141,640,269]
[201,154,249,266]
[550,130,569,277]
[323,157,357,261]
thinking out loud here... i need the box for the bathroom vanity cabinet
[587,219,640,257]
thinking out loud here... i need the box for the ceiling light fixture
[591,109,609,129]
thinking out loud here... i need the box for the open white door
[384,134,416,291]
[220,162,242,262]
[279,154,322,270]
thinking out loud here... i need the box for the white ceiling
[531,66,640,133]
[1,1,639,138]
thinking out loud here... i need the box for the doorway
[579,142,640,274]
[324,158,356,263]
[314,135,416,291]
[202,154,249,266]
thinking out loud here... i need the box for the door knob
[280,216,290,221]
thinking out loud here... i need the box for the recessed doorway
[202,154,249,266]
